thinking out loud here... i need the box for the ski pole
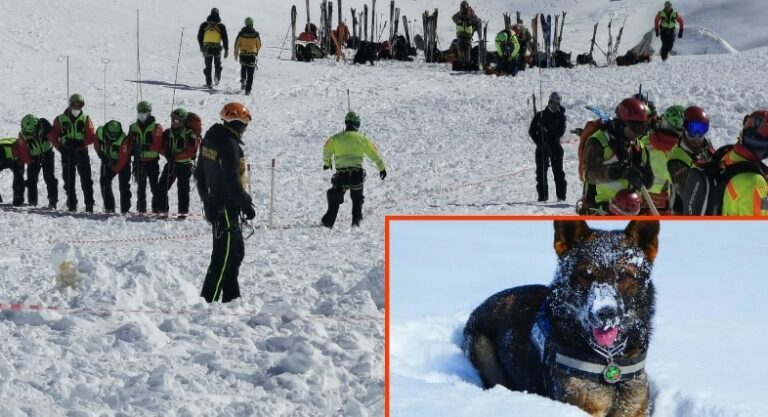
[171,28,184,114]
[102,58,110,122]
[640,186,659,216]
[277,22,292,60]
[347,89,351,112]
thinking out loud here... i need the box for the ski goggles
[685,120,709,137]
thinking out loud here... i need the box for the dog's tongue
[592,327,619,347]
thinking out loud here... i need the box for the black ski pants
[201,205,244,303]
[134,159,160,213]
[26,150,58,207]
[322,168,365,228]
[158,161,192,214]
[100,159,132,213]
[61,148,94,211]
[0,162,25,205]
[204,54,223,86]
[517,45,527,71]
[239,53,257,93]
[497,56,519,76]
[535,142,567,201]
[660,29,676,61]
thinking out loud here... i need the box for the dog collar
[531,305,647,384]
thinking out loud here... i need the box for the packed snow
[0,0,766,415]
[389,220,768,417]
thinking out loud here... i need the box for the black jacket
[197,15,229,51]
[194,123,251,210]
[529,106,566,147]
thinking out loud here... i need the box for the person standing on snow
[666,105,715,213]
[654,1,684,61]
[48,94,97,212]
[452,1,480,70]
[197,7,229,89]
[96,120,132,213]
[17,114,57,208]
[233,17,262,95]
[580,97,655,215]
[159,108,200,218]
[529,92,567,202]
[321,112,386,228]
[638,105,682,214]
[127,101,164,214]
[0,137,30,206]
[195,102,255,303]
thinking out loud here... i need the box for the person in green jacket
[321,112,386,228]
[494,26,520,75]
[17,114,58,208]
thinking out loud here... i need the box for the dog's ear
[625,220,660,261]
[553,221,593,256]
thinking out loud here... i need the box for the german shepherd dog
[463,220,659,417]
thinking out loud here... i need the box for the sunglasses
[685,120,709,137]
[625,121,647,134]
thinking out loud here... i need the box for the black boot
[351,189,364,227]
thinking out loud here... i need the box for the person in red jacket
[654,1,685,61]
[96,120,132,213]
[48,94,97,212]
[158,108,200,217]
[0,137,31,206]
[17,114,58,208]
[127,101,165,213]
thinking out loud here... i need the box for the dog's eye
[572,272,593,290]
[617,272,638,295]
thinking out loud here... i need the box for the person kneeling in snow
[321,112,386,228]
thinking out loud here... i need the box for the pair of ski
[532,12,565,68]
[421,9,438,63]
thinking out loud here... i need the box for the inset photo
[387,218,768,417]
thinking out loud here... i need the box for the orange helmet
[220,102,252,124]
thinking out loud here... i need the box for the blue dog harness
[530,302,647,384]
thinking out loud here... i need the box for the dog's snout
[595,306,618,323]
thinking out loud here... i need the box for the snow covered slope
[389,220,768,417]
[0,0,766,416]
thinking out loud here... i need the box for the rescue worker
[159,108,200,217]
[96,120,132,213]
[512,23,531,72]
[195,102,255,303]
[233,17,262,95]
[654,1,684,61]
[321,112,386,228]
[639,105,682,213]
[529,92,567,202]
[718,110,768,216]
[667,105,715,213]
[197,7,229,88]
[451,1,480,69]
[127,101,164,213]
[580,98,654,215]
[494,26,520,75]
[0,137,29,206]
[48,93,97,212]
[17,114,57,208]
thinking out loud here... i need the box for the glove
[655,29,659,37]
[203,203,219,224]
[622,166,645,190]
[380,170,387,180]
[224,50,229,59]
[323,165,331,170]
[678,29,683,38]
[242,203,256,220]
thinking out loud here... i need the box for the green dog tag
[603,363,621,383]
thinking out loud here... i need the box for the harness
[57,113,88,147]
[530,302,647,385]
[96,127,126,160]
[130,121,159,160]
[21,130,53,157]
[658,9,678,30]
[167,128,194,163]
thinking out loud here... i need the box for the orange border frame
[383,214,766,417]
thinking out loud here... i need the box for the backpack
[186,112,202,138]
[681,145,762,215]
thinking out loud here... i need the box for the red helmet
[616,98,649,123]
[741,110,768,154]
[683,106,709,124]
[609,189,642,216]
